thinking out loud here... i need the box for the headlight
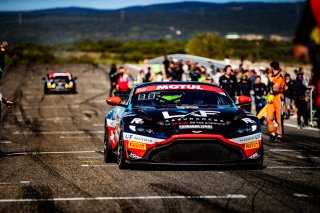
[65,82,73,88]
[47,82,56,88]
[236,125,257,134]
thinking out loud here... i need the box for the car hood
[128,106,250,133]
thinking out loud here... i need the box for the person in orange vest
[266,61,286,143]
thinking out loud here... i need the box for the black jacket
[219,75,238,98]
[253,83,267,97]
[293,80,307,99]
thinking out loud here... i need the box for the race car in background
[43,72,77,94]
[104,82,263,169]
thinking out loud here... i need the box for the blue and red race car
[104,82,263,169]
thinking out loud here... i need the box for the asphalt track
[0,64,320,213]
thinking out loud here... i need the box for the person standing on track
[253,76,267,115]
[0,41,14,120]
[293,73,309,128]
[219,65,238,101]
[266,61,286,143]
[109,64,118,97]
[116,71,131,93]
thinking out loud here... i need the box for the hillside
[0,2,304,44]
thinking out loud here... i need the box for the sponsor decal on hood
[179,125,213,129]
[229,133,261,144]
[123,133,163,144]
[162,110,220,119]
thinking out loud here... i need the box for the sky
[0,0,304,11]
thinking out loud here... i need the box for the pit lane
[0,64,319,213]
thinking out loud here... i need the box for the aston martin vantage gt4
[104,82,263,169]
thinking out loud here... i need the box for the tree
[186,33,229,59]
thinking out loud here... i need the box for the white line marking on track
[17,117,90,122]
[23,105,80,109]
[93,124,104,127]
[296,156,320,159]
[294,193,309,198]
[81,164,117,167]
[284,123,319,132]
[0,141,12,144]
[0,194,247,203]
[0,181,30,185]
[60,136,96,139]
[267,166,320,169]
[270,149,320,152]
[2,151,102,156]
[12,130,104,135]
[78,157,102,159]
[87,100,106,103]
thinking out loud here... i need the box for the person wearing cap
[266,61,286,143]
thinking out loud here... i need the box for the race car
[104,82,263,169]
[43,72,77,94]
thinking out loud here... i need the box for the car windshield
[132,90,233,108]
[50,76,70,83]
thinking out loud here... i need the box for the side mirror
[237,96,251,106]
[106,96,122,106]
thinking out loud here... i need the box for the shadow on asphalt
[126,164,265,171]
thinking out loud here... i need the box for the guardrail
[306,86,317,127]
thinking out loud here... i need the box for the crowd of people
[109,57,313,135]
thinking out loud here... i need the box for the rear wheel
[117,132,127,169]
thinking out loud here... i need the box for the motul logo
[156,85,203,90]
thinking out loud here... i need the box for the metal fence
[306,86,318,127]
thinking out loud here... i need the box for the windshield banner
[135,84,223,94]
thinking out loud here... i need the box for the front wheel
[44,86,49,94]
[103,127,116,163]
[117,132,128,169]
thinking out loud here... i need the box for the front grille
[149,139,243,164]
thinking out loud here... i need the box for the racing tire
[258,143,264,168]
[117,132,128,169]
[251,144,264,169]
[103,126,116,163]
[72,85,77,94]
